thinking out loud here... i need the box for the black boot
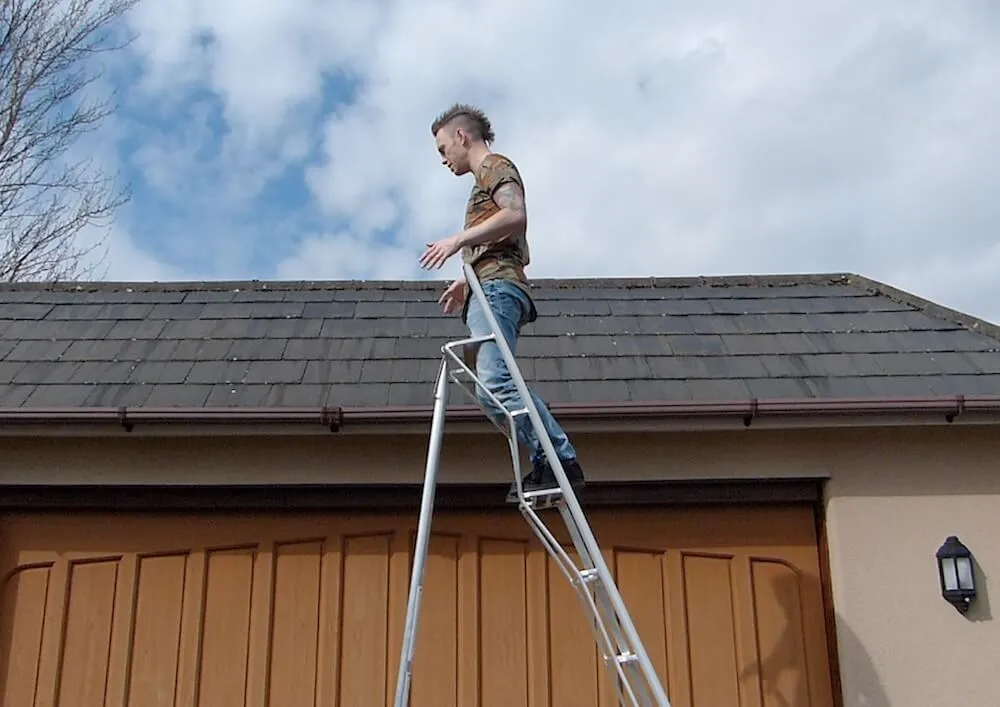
[506,458,585,503]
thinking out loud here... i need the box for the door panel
[0,506,834,706]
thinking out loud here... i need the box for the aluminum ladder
[393,262,671,707]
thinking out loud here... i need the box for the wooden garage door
[0,505,835,706]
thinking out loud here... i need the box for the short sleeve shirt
[461,153,531,278]
[459,153,535,322]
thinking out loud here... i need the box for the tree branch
[0,0,138,282]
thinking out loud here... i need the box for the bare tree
[1,0,139,282]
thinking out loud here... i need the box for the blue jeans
[465,279,577,467]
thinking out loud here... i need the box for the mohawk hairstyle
[430,103,496,144]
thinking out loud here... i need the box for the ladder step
[443,333,496,348]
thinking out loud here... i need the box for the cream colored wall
[2,422,999,706]
[822,427,1000,707]
[0,423,858,485]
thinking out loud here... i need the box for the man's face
[435,128,470,175]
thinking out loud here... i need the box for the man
[419,103,585,502]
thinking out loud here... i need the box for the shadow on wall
[832,558,991,707]
[833,616,891,707]
[966,555,992,622]
[739,571,890,707]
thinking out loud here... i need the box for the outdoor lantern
[936,535,976,614]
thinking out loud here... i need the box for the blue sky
[81,1,1000,324]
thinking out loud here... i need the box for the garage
[1,503,834,706]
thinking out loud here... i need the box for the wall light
[936,535,976,614]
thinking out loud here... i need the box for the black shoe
[506,458,585,503]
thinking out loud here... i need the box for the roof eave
[340,394,1000,431]
[0,405,344,434]
[1,395,998,436]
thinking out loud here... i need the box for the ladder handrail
[459,263,670,706]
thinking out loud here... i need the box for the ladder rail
[460,262,672,707]
[394,334,527,707]
[392,358,450,707]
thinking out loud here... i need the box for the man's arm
[454,182,526,249]
[419,160,527,271]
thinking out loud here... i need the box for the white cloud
[79,223,189,282]
[275,231,416,282]
[121,1,1000,323]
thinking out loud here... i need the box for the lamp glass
[940,556,959,591]
[956,556,974,591]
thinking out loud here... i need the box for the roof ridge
[0,271,859,293]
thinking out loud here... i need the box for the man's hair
[430,103,495,144]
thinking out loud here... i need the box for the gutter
[0,405,344,432]
[340,394,1000,426]
[0,395,998,432]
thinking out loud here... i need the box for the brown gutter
[0,395,998,431]
[339,394,1000,426]
[0,405,343,432]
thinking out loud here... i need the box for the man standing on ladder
[419,103,585,501]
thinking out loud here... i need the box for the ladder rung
[445,333,496,347]
[616,652,639,665]
[521,486,564,501]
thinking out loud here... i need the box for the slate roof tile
[129,361,194,385]
[568,379,631,402]
[69,361,138,385]
[6,340,72,361]
[228,339,289,360]
[663,334,725,355]
[107,319,168,340]
[182,290,239,304]
[21,384,99,406]
[160,319,219,339]
[625,378,688,400]
[387,382,432,405]
[683,378,755,400]
[0,384,34,405]
[303,360,363,384]
[1,272,1000,409]
[934,374,1000,395]
[326,382,390,406]
[186,361,251,385]
[143,384,213,407]
[301,301,355,318]
[205,384,274,406]
[12,361,80,385]
[244,360,307,384]
[84,383,155,407]
[356,301,407,318]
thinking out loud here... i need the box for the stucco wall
[1,421,999,706]
[822,426,1000,707]
[0,423,845,485]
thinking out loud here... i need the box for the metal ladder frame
[393,262,672,707]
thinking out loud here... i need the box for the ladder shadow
[738,571,889,707]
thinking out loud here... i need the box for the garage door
[0,505,835,706]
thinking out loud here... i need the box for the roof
[1,272,1000,415]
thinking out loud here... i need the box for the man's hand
[420,234,462,270]
[438,278,466,314]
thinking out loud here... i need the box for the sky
[80,1,1000,324]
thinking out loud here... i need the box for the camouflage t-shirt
[461,153,536,322]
